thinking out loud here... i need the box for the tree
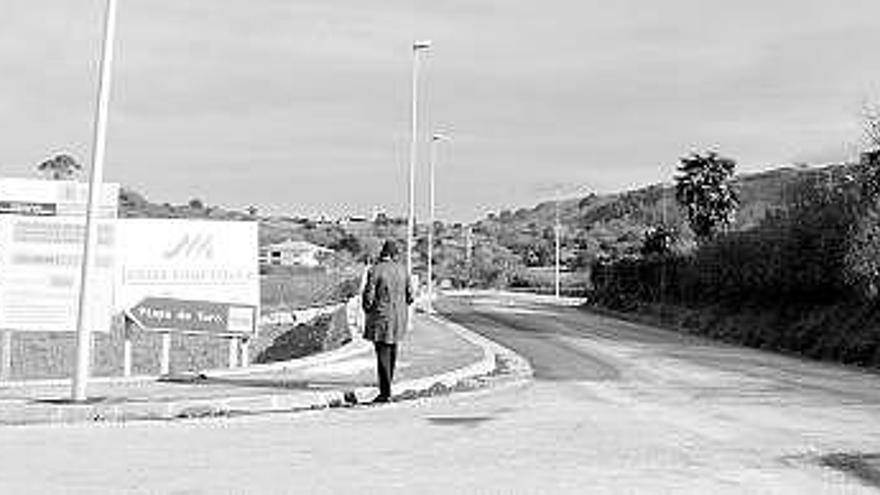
[640,225,675,257]
[862,102,880,166]
[674,150,739,242]
[37,153,82,180]
[188,198,204,210]
[864,102,880,150]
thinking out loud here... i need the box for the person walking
[361,240,414,403]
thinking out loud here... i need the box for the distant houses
[259,239,333,268]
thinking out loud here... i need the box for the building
[259,239,333,268]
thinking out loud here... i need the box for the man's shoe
[371,395,390,404]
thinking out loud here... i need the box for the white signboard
[115,219,260,335]
[0,216,116,332]
[0,178,119,218]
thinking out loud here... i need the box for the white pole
[427,136,437,313]
[160,333,171,376]
[228,337,238,368]
[72,0,118,401]
[123,318,132,378]
[123,337,132,378]
[407,41,431,279]
[240,338,250,367]
[554,190,561,299]
[427,133,448,313]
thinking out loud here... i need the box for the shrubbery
[589,163,880,368]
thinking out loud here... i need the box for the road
[1,292,879,494]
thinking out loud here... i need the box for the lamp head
[413,40,432,51]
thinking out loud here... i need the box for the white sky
[1,0,879,221]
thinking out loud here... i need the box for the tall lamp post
[72,0,118,402]
[426,133,448,313]
[407,40,431,282]
[554,190,561,300]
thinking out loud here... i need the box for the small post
[160,332,171,376]
[240,338,250,368]
[1,331,12,381]
[123,318,132,378]
[228,337,238,368]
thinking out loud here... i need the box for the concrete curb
[0,313,532,426]
[347,313,534,404]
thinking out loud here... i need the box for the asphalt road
[1,292,879,494]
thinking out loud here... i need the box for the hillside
[473,163,849,267]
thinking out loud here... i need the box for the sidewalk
[0,312,528,426]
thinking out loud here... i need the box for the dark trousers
[373,342,398,398]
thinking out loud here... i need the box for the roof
[262,239,333,254]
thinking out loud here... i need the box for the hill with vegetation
[114,161,854,295]
[470,163,842,276]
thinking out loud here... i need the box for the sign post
[240,338,250,367]
[227,338,238,369]
[116,219,259,377]
[126,296,256,375]
[123,317,133,378]
[160,333,171,376]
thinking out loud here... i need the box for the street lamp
[72,0,118,402]
[407,40,431,283]
[554,189,561,299]
[426,132,448,313]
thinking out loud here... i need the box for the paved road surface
[1,292,879,494]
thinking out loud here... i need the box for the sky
[1,0,880,222]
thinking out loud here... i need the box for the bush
[588,164,880,368]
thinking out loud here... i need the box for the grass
[261,265,362,310]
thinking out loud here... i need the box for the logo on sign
[163,233,214,260]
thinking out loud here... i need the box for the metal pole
[427,137,435,313]
[554,190,561,299]
[160,333,171,376]
[465,225,472,267]
[228,338,238,368]
[426,133,445,313]
[407,41,431,279]
[240,338,250,367]
[123,318,132,378]
[72,0,118,401]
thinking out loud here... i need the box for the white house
[259,239,333,268]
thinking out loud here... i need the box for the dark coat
[361,260,414,344]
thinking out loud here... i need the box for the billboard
[116,219,259,336]
[0,179,119,332]
[0,178,119,218]
[0,216,116,332]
